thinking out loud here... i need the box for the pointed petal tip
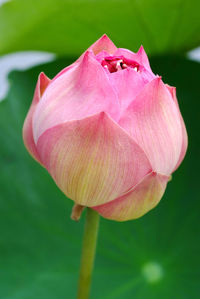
[38,72,51,98]
[101,33,110,39]
[82,50,91,60]
[137,45,149,56]
[90,34,117,55]
[39,71,49,82]
[150,76,163,88]
[98,33,113,42]
[156,75,162,81]
[136,45,152,70]
[166,84,176,99]
[137,45,145,53]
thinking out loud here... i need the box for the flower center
[101,55,140,73]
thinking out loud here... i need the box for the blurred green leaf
[0,56,200,299]
[0,0,200,56]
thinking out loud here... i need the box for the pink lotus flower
[23,35,187,221]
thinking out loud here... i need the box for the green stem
[77,208,100,299]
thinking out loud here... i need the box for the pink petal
[166,85,188,171]
[93,172,169,221]
[109,67,154,113]
[33,51,120,143]
[36,112,152,207]
[22,72,50,163]
[119,77,183,175]
[88,34,117,55]
[114,45,152,72]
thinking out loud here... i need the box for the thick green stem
[77,208,100,299]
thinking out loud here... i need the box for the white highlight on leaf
[0,0,11,7]
[187,47,200,63]
[142,261,164,283]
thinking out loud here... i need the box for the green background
[0,0,200,298]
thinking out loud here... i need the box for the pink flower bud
[23,35,187,221]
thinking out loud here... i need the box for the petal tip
[166,84,176,99]
[136,45,151,69]
[150,76,162,89]
[137,45,145,54]
[38,72,51,98]
[101,33,110,39]
[90,34,117,55]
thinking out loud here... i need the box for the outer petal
[33,51,120,143]
[114,45,152,73]
[93,172,169,221]
[166,85,188,171]
[119,77,183,175]
[37,113,152,207]
[22,72,50,163]
[88,34,117,55]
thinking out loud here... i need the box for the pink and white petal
[166,85,188,171]
[88,34,117,55]
[37,112,152,207]
[109,67,154,113]
[114,46,152,72]
[33,51,120,143]
[93,172,169,221]
[119,77,183,175]
[22,72,50,163]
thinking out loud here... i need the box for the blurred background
[0,0,200,298]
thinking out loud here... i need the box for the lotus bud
[23,35,187,221]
